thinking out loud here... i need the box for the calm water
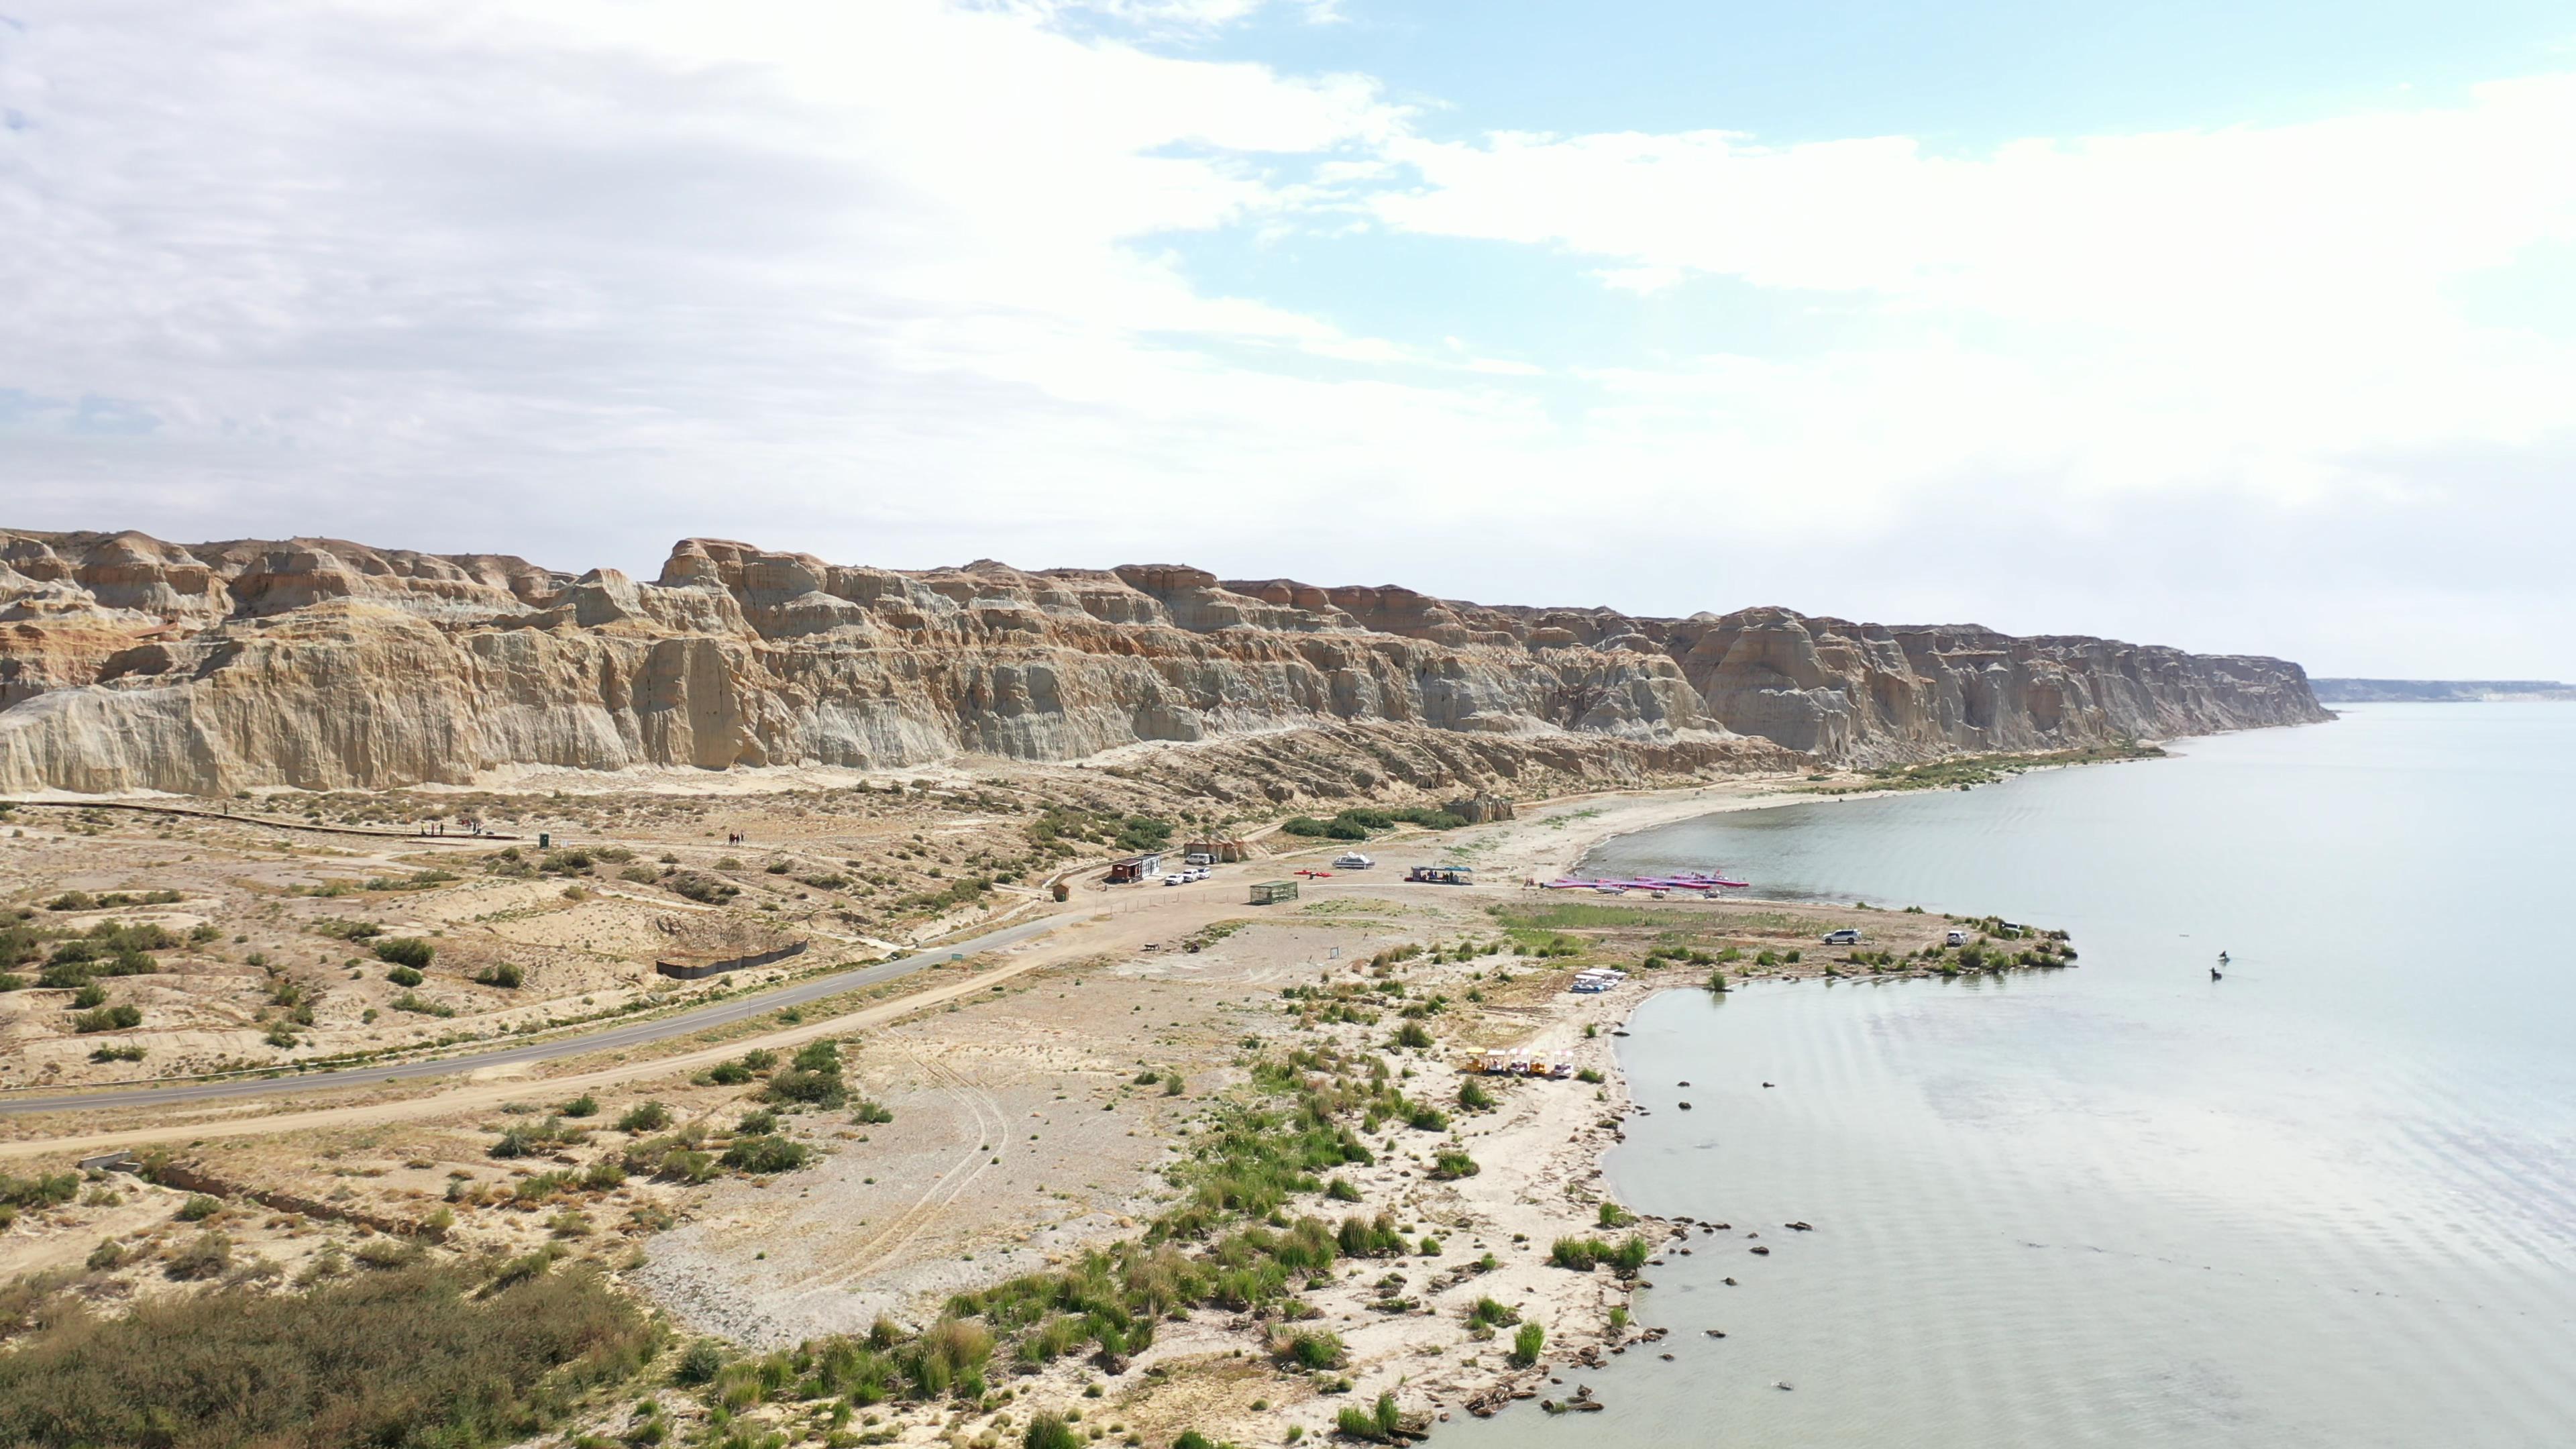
[1450,704,2576,1448]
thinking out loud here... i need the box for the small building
[1184,837,1251,863]
[1248,879,1299,906]
[1406,865,1475,885]
[1106,852,1165,885]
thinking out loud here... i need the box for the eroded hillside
[0,530,2326,795]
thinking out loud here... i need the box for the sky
[3,0,2575,677]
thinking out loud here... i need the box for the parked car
[1163,873,1185,886]
[1822,928,1863,945]
[1945,928,1968,947]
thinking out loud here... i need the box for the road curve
[0,916,1067,1118]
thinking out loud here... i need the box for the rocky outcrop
[0,529,2328,796]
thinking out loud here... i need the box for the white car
[1163,873,1185,886]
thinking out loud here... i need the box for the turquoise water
[1448,704,2576,1448]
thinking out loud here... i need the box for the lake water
[1447,704,2576,1448]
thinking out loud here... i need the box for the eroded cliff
[0,529,2328,796]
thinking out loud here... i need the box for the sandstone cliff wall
[0,529,2328,796]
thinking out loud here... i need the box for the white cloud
[0,1,2571,674]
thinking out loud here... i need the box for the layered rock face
[0,529,2328,796]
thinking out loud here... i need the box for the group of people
[724,830,749,846]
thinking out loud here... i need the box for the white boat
[1332,852,1375,869]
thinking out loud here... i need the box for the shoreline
[0,757,2120,1448]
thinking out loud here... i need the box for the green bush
[1430,1150,1479,1180]
[560,1094,600,1119]
[720,1134,811,1174]
[0,1259,661,1448]
[1024,1411,1082,1449]
[372,937,435,969]
[675,1339,724,1385]
[1510,1320,1546,1366]
[71,1004,142,1033]
[162,1231,232,1281]
[385,965,424,987]
[767,1068,846,1108]
[474,963,524,989]
[389,991,453,1018]
[667,872,739,904]
[1458,1080,1495,1111]
[616,1101,672,1133]
[1277,1329,1346,1371]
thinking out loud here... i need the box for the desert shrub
[765,1069,844,1107]
[162,1231,232,1281]
[1023,1411,1081,1449]
[560,1094,599,1118]
[719,1135,810,1175]
[1275,1328,1346,1371]
[1429,1150,1479,1180]
[372,938,434,969]
[71,1004,142,1033]
[1405,1104,1448,1132]
[389,992,452,1018]
[1597,1202,1633,1228]
[0,1173,79,1212]
[667,872,739,904]
[1465,1296,1518,1328]
[310,918,383,941]
[675,1339,724,1385]
[0,1260,656,1449]
[70,983,108,1008]
[1458,1080,1495,1111]
[849,1099,894,1124]
[1510,1320,1546,1366]
[656,1150,716,1185]
[616,1101,672,1133]
[474,963,524,989]
[176,1194,223,1222]
[1392,1022,1433,1051]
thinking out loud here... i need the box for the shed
[1406,865,1476,885]
[1106,852,1165,884]
[1184,837,1251,863]
[1248,879,1299,906]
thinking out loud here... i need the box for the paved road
[0,916,1067,1118]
